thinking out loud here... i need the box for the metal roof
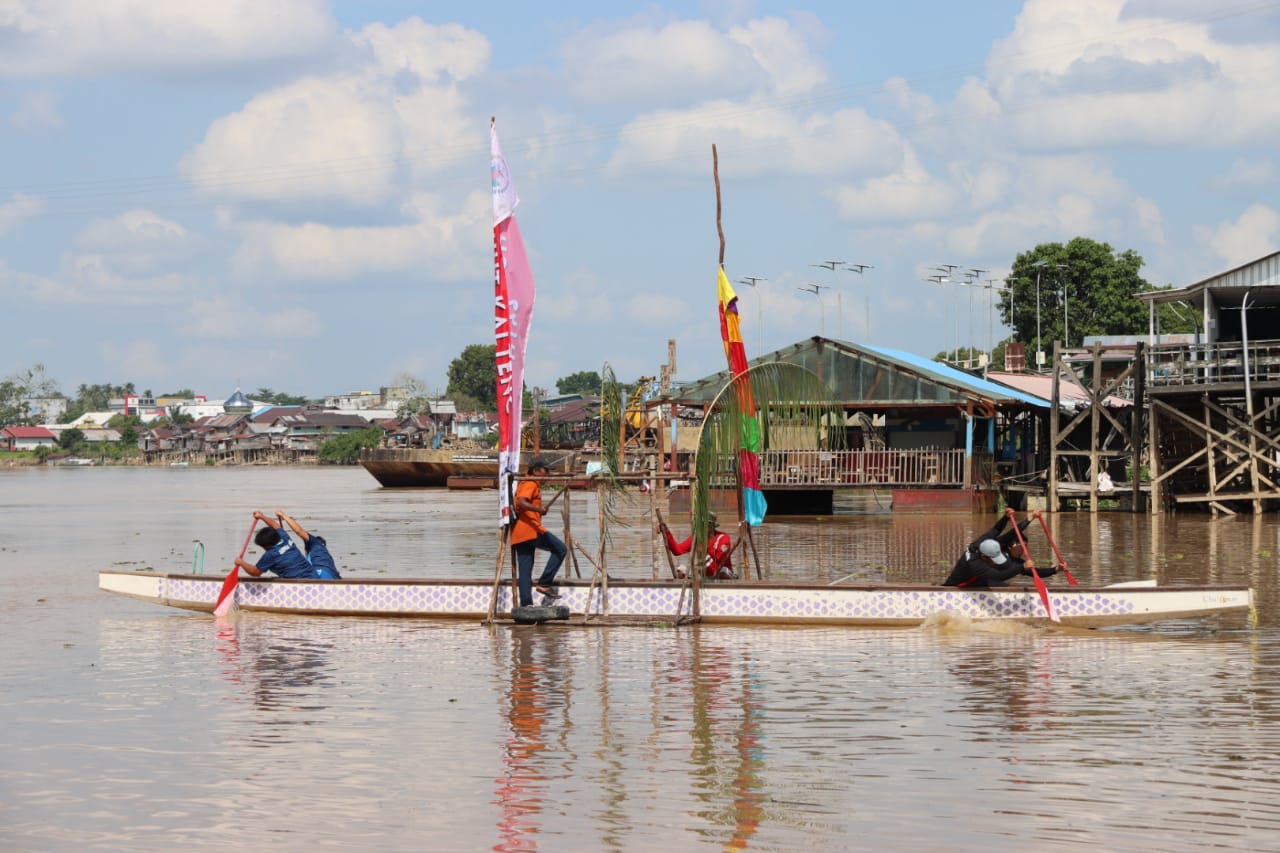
[669,337,1048,409]
[861,344,1047,407]
[1138,249,1280,307]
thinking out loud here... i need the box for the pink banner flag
[492,123,536,525]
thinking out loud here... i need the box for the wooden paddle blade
[1035,512,1078,585]
[1008,510,1059,621]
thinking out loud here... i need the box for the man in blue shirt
[235,509,341,579]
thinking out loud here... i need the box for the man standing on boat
[235,510,342,580]
[659,512,737,579]
[511,459,568,606]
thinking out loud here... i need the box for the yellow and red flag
[717,267,766,525]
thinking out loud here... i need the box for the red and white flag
[491,122,536,525]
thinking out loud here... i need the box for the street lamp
[924,273,958,362]
[738,276,766,355]
[812,261,845,338]
[797,283,828,335]
[844,263,874,343]
[982,277,1006,370]
[1053,264,1072,347]
[933,264,962,363]
[966,268,988,367]
[1030,260,1047,367]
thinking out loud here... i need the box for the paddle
[1005,508,1059,622]
[1033,511,1078,585]
[213,517,257,617]
[654,507,681,579]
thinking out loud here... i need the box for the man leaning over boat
[659,512,737,579]
[942,513,1059,589]
[235,510,342,580]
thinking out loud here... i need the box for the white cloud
[563,14,826,106]
[184,294,320,340]
[607,101,903,178]
[1194,204,1280,264]
[0,193,42,235]
[178,18,490,207]
[226,190,488,282]
[1134,196,1165,244]
[77,210,200,275]
[352,18,489,84]
[834,147,957,222]
[56,253,195,306]
[0,0,336,77]
[1214,157,1278,190]
[7,251,195,306]
[179,76,404,206]
[978,0,1280,148]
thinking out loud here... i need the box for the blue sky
[3,0,1279,401]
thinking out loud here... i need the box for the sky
[3,0,1280,402]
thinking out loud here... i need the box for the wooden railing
[744,448,975,488]
[1148,339,1280,387]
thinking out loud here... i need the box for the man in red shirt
[510,458,568,606]
[659,512,737,579]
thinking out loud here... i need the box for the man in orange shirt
[511,458,568,607]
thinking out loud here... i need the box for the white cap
[978,539,1007,565]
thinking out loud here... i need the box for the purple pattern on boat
[161,576,1134,622]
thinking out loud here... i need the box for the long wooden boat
[97,570,1253,628]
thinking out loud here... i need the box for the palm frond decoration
[594,364,631,540]
[689,361,845,556]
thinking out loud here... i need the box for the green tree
[160,388,196,398]
[391,373,434,417]
[58,427,85,451]
[1,364,59,426]
[63,382,135,422]
[107,414,141,448]
[446,344,498,410]
[556,370,602,396]
[0,381,27,426]
[318,427,385,464]
[253,388,309,406]
[1002,238,1151,351]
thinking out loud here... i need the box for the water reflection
[684,634,766,851]
[488,627,769,851]
[213,615,335,745]
[493,628,561,851]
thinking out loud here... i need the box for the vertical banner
[492,123,536,525]
[717,267,767,526]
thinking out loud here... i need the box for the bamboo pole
[485,526,510,624]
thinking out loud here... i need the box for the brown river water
[1,466,1278,851]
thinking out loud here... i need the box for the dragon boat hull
[98,570,1253,628]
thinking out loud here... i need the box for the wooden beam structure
[1047,341,1145,513]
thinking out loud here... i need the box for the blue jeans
[305,535,341,580]
[513,532,567,606]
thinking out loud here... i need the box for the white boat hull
[98,571,1254,628]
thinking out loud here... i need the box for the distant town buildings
[1,383,499,462]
